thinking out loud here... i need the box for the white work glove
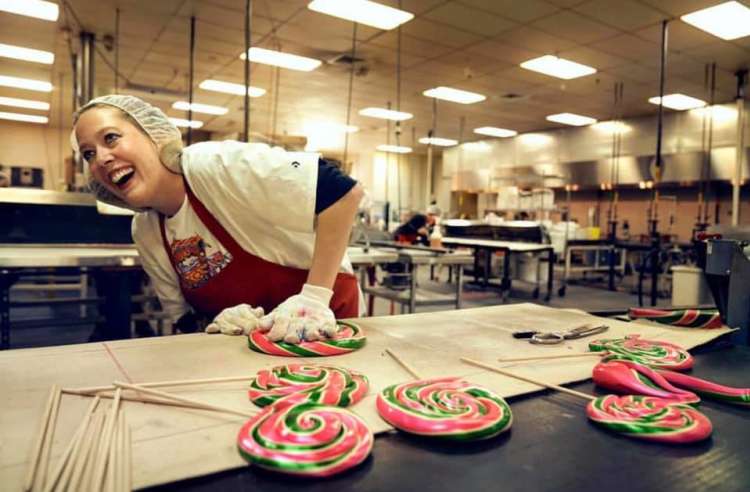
[205,304,265,335]
[257,284,337,344]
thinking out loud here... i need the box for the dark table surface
[149,341,750,492]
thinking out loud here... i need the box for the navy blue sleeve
[315,158,357,214]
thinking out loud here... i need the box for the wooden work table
[0,304,741,491]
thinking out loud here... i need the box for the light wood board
[0,303,732,489]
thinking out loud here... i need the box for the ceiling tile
[466,40,541,65]
[557,46,631,70]
[605,63,661,84]
[377,0,449,16]
[633,21,720,51]
[588,34,659,63]
[531,10,620,44]
[432,51,513,76]
[401,18,483,48]
[369,31,455,58]
[636,0,723,18]
[493,26,577,53]
[685,42,750,72]
[573,0,664,31]
[458,0,560,23]
[424,3,516,37]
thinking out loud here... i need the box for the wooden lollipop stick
[112,381,256,418]
[498,353,604,364]
[460,357,595,401]
[385,348,423,380]
[69,410,105,491]
[43,396,100,492]
[124,423,132,492]
[23,385,60,492]
[92,389,122,491]
[64,375,254,395]
[37,384,63,491]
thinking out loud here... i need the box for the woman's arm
[306,183,364,288]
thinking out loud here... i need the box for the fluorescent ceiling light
[0,0,59,21]
[241,47,321,71]
[199,79,266,97]
[423,86,486,104]
[0,111,48,124]
[648,93,706,110]
[592,121,631,134]
[0,96,49,110]
[691,105,737,122]
[419,137,458,146]
[169,117,204,129]
[0,43,54,64]
[474,126,517,138]
[681,1,750,40]
[0,75,52,92]
[377,144,412,154]
[308,0,414,30]
[172,101,228,115]
[359,107,413,121]
[546,112,597,126]
[520,55,596,80]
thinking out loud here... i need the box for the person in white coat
[72,95,363,344]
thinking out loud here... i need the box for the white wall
[0,121,72,190]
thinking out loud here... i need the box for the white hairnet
[70,94,184,210]
[426,204,442,216]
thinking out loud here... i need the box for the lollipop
[379,349,512,441]
[628,307,723,329]
[589,334,693,371]
[248,321,366,357]
[586,395,712,443]
[248,364,369,408]
[461,357,713,444]
[592,357,700,404]
[237,400,373,477]
[376,377,513,441]
[656,370,750,406]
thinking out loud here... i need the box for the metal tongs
[513,323,609,345]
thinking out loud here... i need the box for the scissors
[513,324,609,345]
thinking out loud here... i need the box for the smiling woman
[71,95,364,346]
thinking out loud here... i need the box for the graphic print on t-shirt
[171,235,232,289]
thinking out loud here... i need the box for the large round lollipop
[462,357,713,445]
[589,334,693,371]
[248,321,366,357]
[592,357,700,404]
[237,400,373,477]
[586,394,712,443]
[248,364,369,408]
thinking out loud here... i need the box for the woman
[72,95,363,344]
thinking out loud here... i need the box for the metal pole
[733,70,747,226]
[114,9,120,94]
[79,31,95,107]
[187,16,196,145]
[343,23,357,167]
[243,0,252,142]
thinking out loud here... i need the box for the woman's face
[75,107,168,209]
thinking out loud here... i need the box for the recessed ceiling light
[0,0,59,21]
[377,144,412,154]
[0,75,52,92]
[546,113,597,126]
[308,0,414,30]
[168,117,204,129]
[474,127,517,138]
[0,43,54,64]
[0,111,48,124]
[359,107,413,121]
[199,79,266,97]
[423,86,486,104]
[240,47,321,71]
[648,93,706,110]
[520,55,596,80]
[419,137,458,146]
[172,101,228,115]
[681,1,750,40]
[0,96,49,110]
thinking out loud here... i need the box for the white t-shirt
[132,140,354,322]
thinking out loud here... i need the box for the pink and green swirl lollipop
[628,307,723,329]
[586,394,712,443]
[237,400,373,477]
[376,377,513,441]
[592,358,700,405]
[589,334,693,371]
[248,364,369,408]
[656,370,750,406]
[248,321,366,357]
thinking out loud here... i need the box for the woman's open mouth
[109,167,135,189]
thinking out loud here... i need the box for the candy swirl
[586,395,712,444]
[628,308,723,329]
[589,334,693,371]
[237,400,373,477]
[248,364,369,408]
[376,377,513,441]
[656,370,750,406]
[248,321,366,357]
[593,358,700,404]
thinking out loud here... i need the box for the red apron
[159,181,360,319]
